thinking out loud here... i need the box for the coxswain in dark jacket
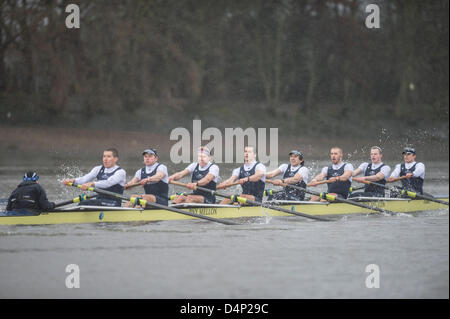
[6,172,55,212]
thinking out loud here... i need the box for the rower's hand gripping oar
[66,182,238,225]
[169,180,332,222]
[124,182,142,190]
[357,180,448,206]
[267,180,400,216]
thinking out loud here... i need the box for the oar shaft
[359,180,448,206]
[68,183,238,225]
[270,180,398,215]
[54,194,94,208]
[349,185,366,192]
[124,182,142,190]
[170,180,332,221]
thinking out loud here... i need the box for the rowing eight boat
[0,196,448,226]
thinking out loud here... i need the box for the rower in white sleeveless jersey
[350,146,391,198]
[62,148,126,207]
[266,150,309,201]
[218,146,266,204]
[124,148,169,206]
[388,147,425,197]
[309,146,353,201]
[168,146,219,204]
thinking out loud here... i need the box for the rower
[218,145,266,204]
[266,150,309,201]
[124,148,169,206]
[388,147,425,197]
[350,146,391,198]
[168,146,219,204]
[309,146,354,201]
[62,148,126,207]
[6,171,55,214]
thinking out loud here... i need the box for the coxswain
[6,171,55,214]
[350,146,391,198]
[218,145,266,204]
[388,147,425,196]
[309,147,354,201]
[168,146,219,204]
[62,148,126,207]
[124,148,169,206]
[266,150,309,201]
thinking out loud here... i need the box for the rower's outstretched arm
[218,175,237,189]
[148,170,166,183]
[341,170,353,181]
[197,173,215,186]
[363,172,386,182]
[309,171,326,186]
[125,177,140,189]
[168,169,190,182]
[249,170,265,182]
[285,172,303,184]
[266,168,281,179]
[352,167,363,176]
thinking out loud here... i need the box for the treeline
[0,0,448,131]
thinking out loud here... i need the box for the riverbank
[0,124,448,168]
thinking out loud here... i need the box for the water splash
[54,164,87,200]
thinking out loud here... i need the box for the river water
[0,161,448,299]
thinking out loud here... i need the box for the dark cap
[402,147,416,155]
[142,149,158,156]
[23,171,39,181]
[289,150,304,159]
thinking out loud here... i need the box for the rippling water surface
[0,161,448,298]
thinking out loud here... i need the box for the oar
[124,182,142,190]
[169,180,332,222]
[263,179,329,197]
[388,176,409,183]
[66,183,238,225]
[54,194,95,208]
[349,185,366,193]
[267,180,399,216]
[348,176,406,194]
[357,180,449,206]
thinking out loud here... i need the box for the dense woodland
[0,0,448,136]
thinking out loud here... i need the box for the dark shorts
[154,195,168,206]
[202,196,216,204]
[186,192,216,204]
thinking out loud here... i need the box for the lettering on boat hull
[189,207,218,216]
